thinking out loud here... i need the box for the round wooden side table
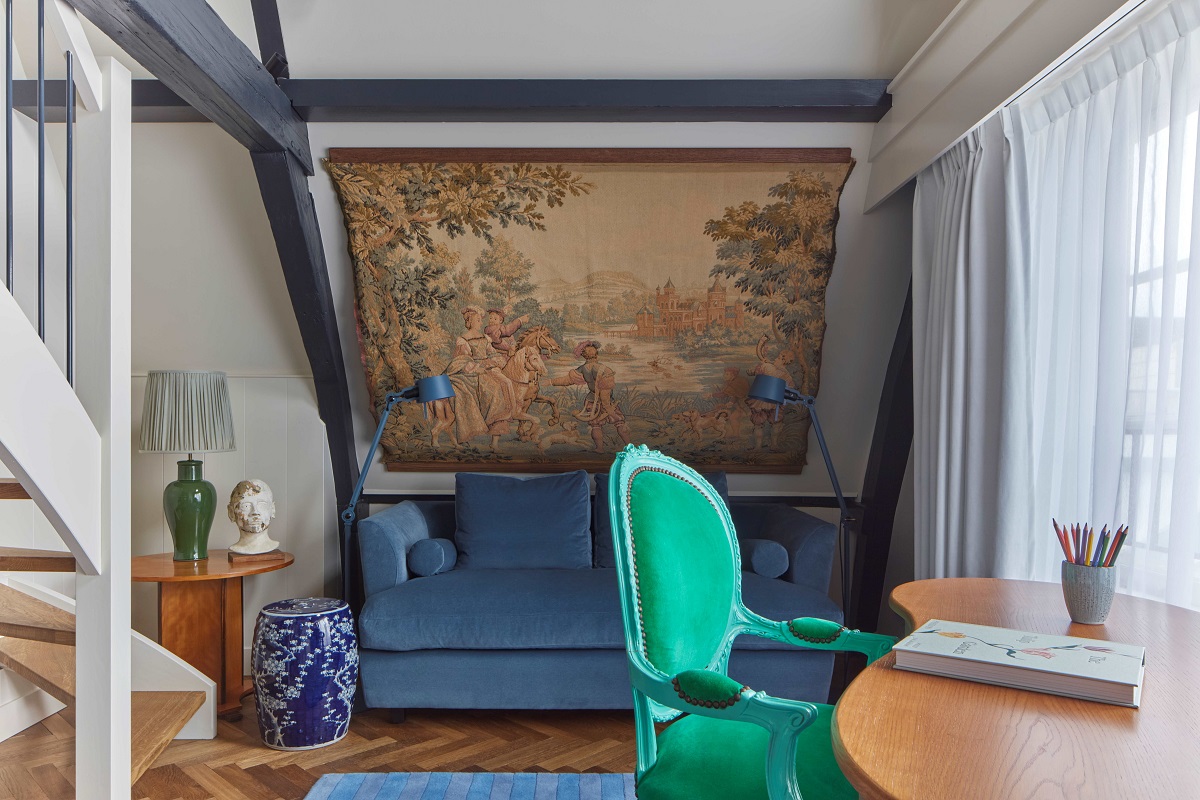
[132,549,294,720]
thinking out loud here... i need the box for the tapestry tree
[705,171,841,394]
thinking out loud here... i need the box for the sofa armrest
[756,504,837,594]
[357,501,437,598]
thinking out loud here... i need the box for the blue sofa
[355,483,843,712]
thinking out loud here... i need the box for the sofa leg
[387,708,407,724]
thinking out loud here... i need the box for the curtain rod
[1004,0,1155,108]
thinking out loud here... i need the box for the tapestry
[326,149,853,472]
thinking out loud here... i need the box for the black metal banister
[3,1,80,385]
[5,0,12,291]
[36,0,44,340]
[65,51,74,384]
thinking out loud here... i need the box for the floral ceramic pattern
[252,598,359,750]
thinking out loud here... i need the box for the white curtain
[912,116,1009,579]
[1000,0,1200,608]
[914,0,1200,609]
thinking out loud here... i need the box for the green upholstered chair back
[609,445,741,721]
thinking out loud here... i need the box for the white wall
[129,125,335,669]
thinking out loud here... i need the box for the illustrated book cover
[892,619,1145,707]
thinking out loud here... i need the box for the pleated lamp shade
[140,370,236,454]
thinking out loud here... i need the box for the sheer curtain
[913,0,1200,608]
[999,0,1200,608]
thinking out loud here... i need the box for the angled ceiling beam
[849,286,913,632]
[281,78,892,123]
[249,0,288,78]
[250,150,359,549]
[63,0,312,173]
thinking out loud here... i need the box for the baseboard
[0,669,66,741]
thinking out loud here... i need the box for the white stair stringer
[1,579,217,741]
[0,289,102,575]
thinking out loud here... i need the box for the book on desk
[893,619,1145,707]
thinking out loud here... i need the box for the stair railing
[4,0,77,383]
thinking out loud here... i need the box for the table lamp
[340,375,455,600]
[748,374,852,612]
[140,370,236,561]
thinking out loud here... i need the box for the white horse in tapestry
[428,325,561,449]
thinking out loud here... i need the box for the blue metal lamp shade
[399,374,454,403]
[339,376,456,601]
[748,374,792,406]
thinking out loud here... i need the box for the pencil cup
[1061,562,1117,624]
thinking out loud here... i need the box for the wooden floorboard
[0,695,637,799]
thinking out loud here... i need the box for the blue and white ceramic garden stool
[251,597,358,750]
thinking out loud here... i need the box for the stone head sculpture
[227,479,279,554]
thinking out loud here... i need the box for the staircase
[0,541,206,783]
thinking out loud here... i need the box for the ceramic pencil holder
[1061,561,1117,624]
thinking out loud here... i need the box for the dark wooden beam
[249,0,289,78]
[64,0,311,172]
[250,150,359,596]
[849,286,914,632]
[18,77,891,125]
[280,79,892,123]
[14,79,205,122]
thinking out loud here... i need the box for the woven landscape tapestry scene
[327,150,853,472]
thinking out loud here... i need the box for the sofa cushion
[739,539,789,578]
[358,568,841,652]
[455,471,592,570]
[593,471,730,568]
[408,538,457,577]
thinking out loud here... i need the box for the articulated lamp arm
[748,374,852,612]
[338,375,454,602]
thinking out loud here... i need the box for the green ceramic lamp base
[164,459,217,561]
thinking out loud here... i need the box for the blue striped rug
[305,773,636,799]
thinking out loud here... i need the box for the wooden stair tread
[131,690,205,784]
[0,546,76,572]
[0,584,75,645]
[0,636,74,704]
[0,479,30,500]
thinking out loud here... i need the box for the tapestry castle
[631,277,745,339]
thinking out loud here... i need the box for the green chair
[608,445,896,800]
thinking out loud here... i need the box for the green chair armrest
[631,666,819,731]
[631,666,821,800]
[740,612,897,664]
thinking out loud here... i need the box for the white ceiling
[14,0,959,82]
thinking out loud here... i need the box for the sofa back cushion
[592,471,729,568]
[455,471,592,569]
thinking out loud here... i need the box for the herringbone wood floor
[0,698,637,799]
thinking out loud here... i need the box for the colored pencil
[1093,528,1109,567]
[1053,519,1073,562]
[1072,525,1081,563]
[1085,529,1095,566]
[1107,527,1129,566]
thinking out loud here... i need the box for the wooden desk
[132,550,293,720]
[833,578,1200,799]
